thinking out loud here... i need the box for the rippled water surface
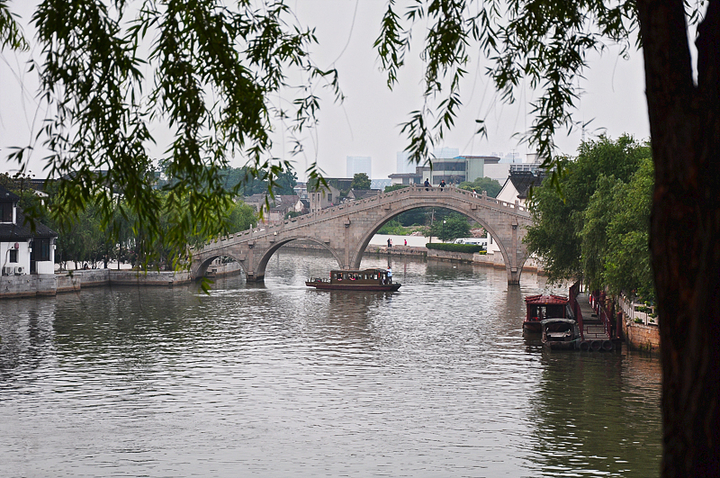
[0,251,661,477]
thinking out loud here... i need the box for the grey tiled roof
[0,209,58,242]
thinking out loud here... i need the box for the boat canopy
[524,294,569,305]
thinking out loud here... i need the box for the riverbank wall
[363,244,544,273]
[616,295,660,352]
[1,270,195,299]
[621,321,660,353]
[1,262,241,299]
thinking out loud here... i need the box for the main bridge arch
[192,185,533,284]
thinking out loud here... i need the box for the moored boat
[523,294,571,333]
[306,268,401,291]
[541,318,581,350]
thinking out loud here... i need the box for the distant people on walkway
[440,179,446,190]
[424,178,430,190]
[472,189,478,198]
[404,239,407,246]
[387,238,393,248]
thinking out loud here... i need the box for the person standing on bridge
[424,178,430,190]
[440,179,446,190]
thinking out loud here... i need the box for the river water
[0,251,661,477]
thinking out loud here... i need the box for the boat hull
[305,281,401,292]
[543,339,581,350]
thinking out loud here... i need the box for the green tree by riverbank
[525,135,654,302]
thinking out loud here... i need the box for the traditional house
[0,186,57,275]
[308,184,340,212]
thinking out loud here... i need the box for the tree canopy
[1,0,336,268]
[458,177,502,198]
[525,135,654,300]
[429,212,471,243]
[350,173,371,190]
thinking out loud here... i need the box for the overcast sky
[0,0,650,181]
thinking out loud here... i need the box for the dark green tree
[525,136,649,284]
[350,173,371,190]
[458,177,502,198]
[603,156,654,301]
[384,184,409,193]
[430,213,470,242]
[227,201,257,234]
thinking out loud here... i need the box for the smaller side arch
[192,252,247,280]
[252,236,346,280]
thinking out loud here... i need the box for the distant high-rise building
[395,152,416,174]
[346,156,372,178]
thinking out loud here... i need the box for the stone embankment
[0,262,242,299]
[364,245,544,273]
[617,294,660,352]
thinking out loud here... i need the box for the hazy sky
[0,1,650,181]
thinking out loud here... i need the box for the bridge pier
[508,267,521,285]
[246,272,264,282]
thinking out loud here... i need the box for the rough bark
[637,0,720,475]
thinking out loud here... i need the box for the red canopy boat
[523,294,570,333]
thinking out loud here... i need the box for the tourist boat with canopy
[523,294,571,333]
[306,269,401,291]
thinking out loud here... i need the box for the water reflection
[526,350,662,477]
[0,250,661,477]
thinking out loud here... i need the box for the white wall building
[1,186,57,276]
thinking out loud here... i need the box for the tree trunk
[637,0,720,475]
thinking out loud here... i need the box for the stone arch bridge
[192,185,533,284]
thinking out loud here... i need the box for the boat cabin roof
[525,294,569,305]
[540,318,576,325]
[330,269,389,275]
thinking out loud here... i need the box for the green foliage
[458,177,502,197]
[216,167,298,197]
[426,243,485,254]
[429,213,471,242]
[0,0,27,50]
[602,156,654,300]
[350,173,371,190]
[396,208,431,227]
[227,201,257,234]
[525,135,654,300]
[4,1,338,270]
[377,219,408,235]
[375,0,637,168]
[384,184,409,193]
